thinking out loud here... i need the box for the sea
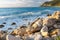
[0,7,60,33]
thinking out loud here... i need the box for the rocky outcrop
[41,0,60,7]
[1,11,60,40]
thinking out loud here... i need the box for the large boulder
[52,11,60,20]
[40,26,49,37]
[26,18,43,34]
[43,18,56,27]
[30,18,43,29]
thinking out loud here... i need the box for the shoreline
[0,11,60,40]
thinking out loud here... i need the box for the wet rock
[8,28,13,30]
[40,26,49,37]
[6,35,22,40]
[11,22,16,25]
[20,25,27,28]
[0,25,4,28]
[47,14,51,16]
[3,22,6,24]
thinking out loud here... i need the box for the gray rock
[54,24,60,29]
[43,37,53,40]
[34,33,43,40]
[6,35,22,40]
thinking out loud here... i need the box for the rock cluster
[1,11,60,40]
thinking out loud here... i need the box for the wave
[0,10,53,19]
[0,11,42,18]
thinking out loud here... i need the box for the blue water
[0,7,60,32]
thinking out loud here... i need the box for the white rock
[40,26,49,37]
[6,35,22,40]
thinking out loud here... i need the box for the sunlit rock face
[52,11,60,19]
[40,26,49,37]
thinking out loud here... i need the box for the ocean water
[0,7,60,32]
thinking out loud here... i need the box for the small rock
[3,22,6,24]
[8,28,13,30]
[34,33,43,40]
[0,25,4,28]
[11,22,16,25]
[47,14,51,16]
[54,24,60,29]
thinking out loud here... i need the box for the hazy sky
[0,0,51,7]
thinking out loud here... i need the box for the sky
[0,0,51,7]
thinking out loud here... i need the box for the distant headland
[41,0,60,7]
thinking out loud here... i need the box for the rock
[8,28,13,30]
[47,14,51,16]
[11,22,16,25]
[26,18,43,34]
[54,24,60,29]
[50,29,60,37]
[31,18,43,29]
[11,28,26,36]
[20,25,27,28]
[3,22,6,24]
[43,37,53,40]
[0,30,8,40]
[52,11,60,19]
[34,33,43,40]
[6,35,22,40]
[40,26,49,37]
[0,25,4,28]
[23,34,34,40]
[43,18,56,27]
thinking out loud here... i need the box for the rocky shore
[0,11,60,40]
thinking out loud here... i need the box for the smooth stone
[54,24,60,29]
[11,22,16,25]
[40,26,49,37]
[30,18,43,29]
[6,35,22,40]
[34,33,43,40]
